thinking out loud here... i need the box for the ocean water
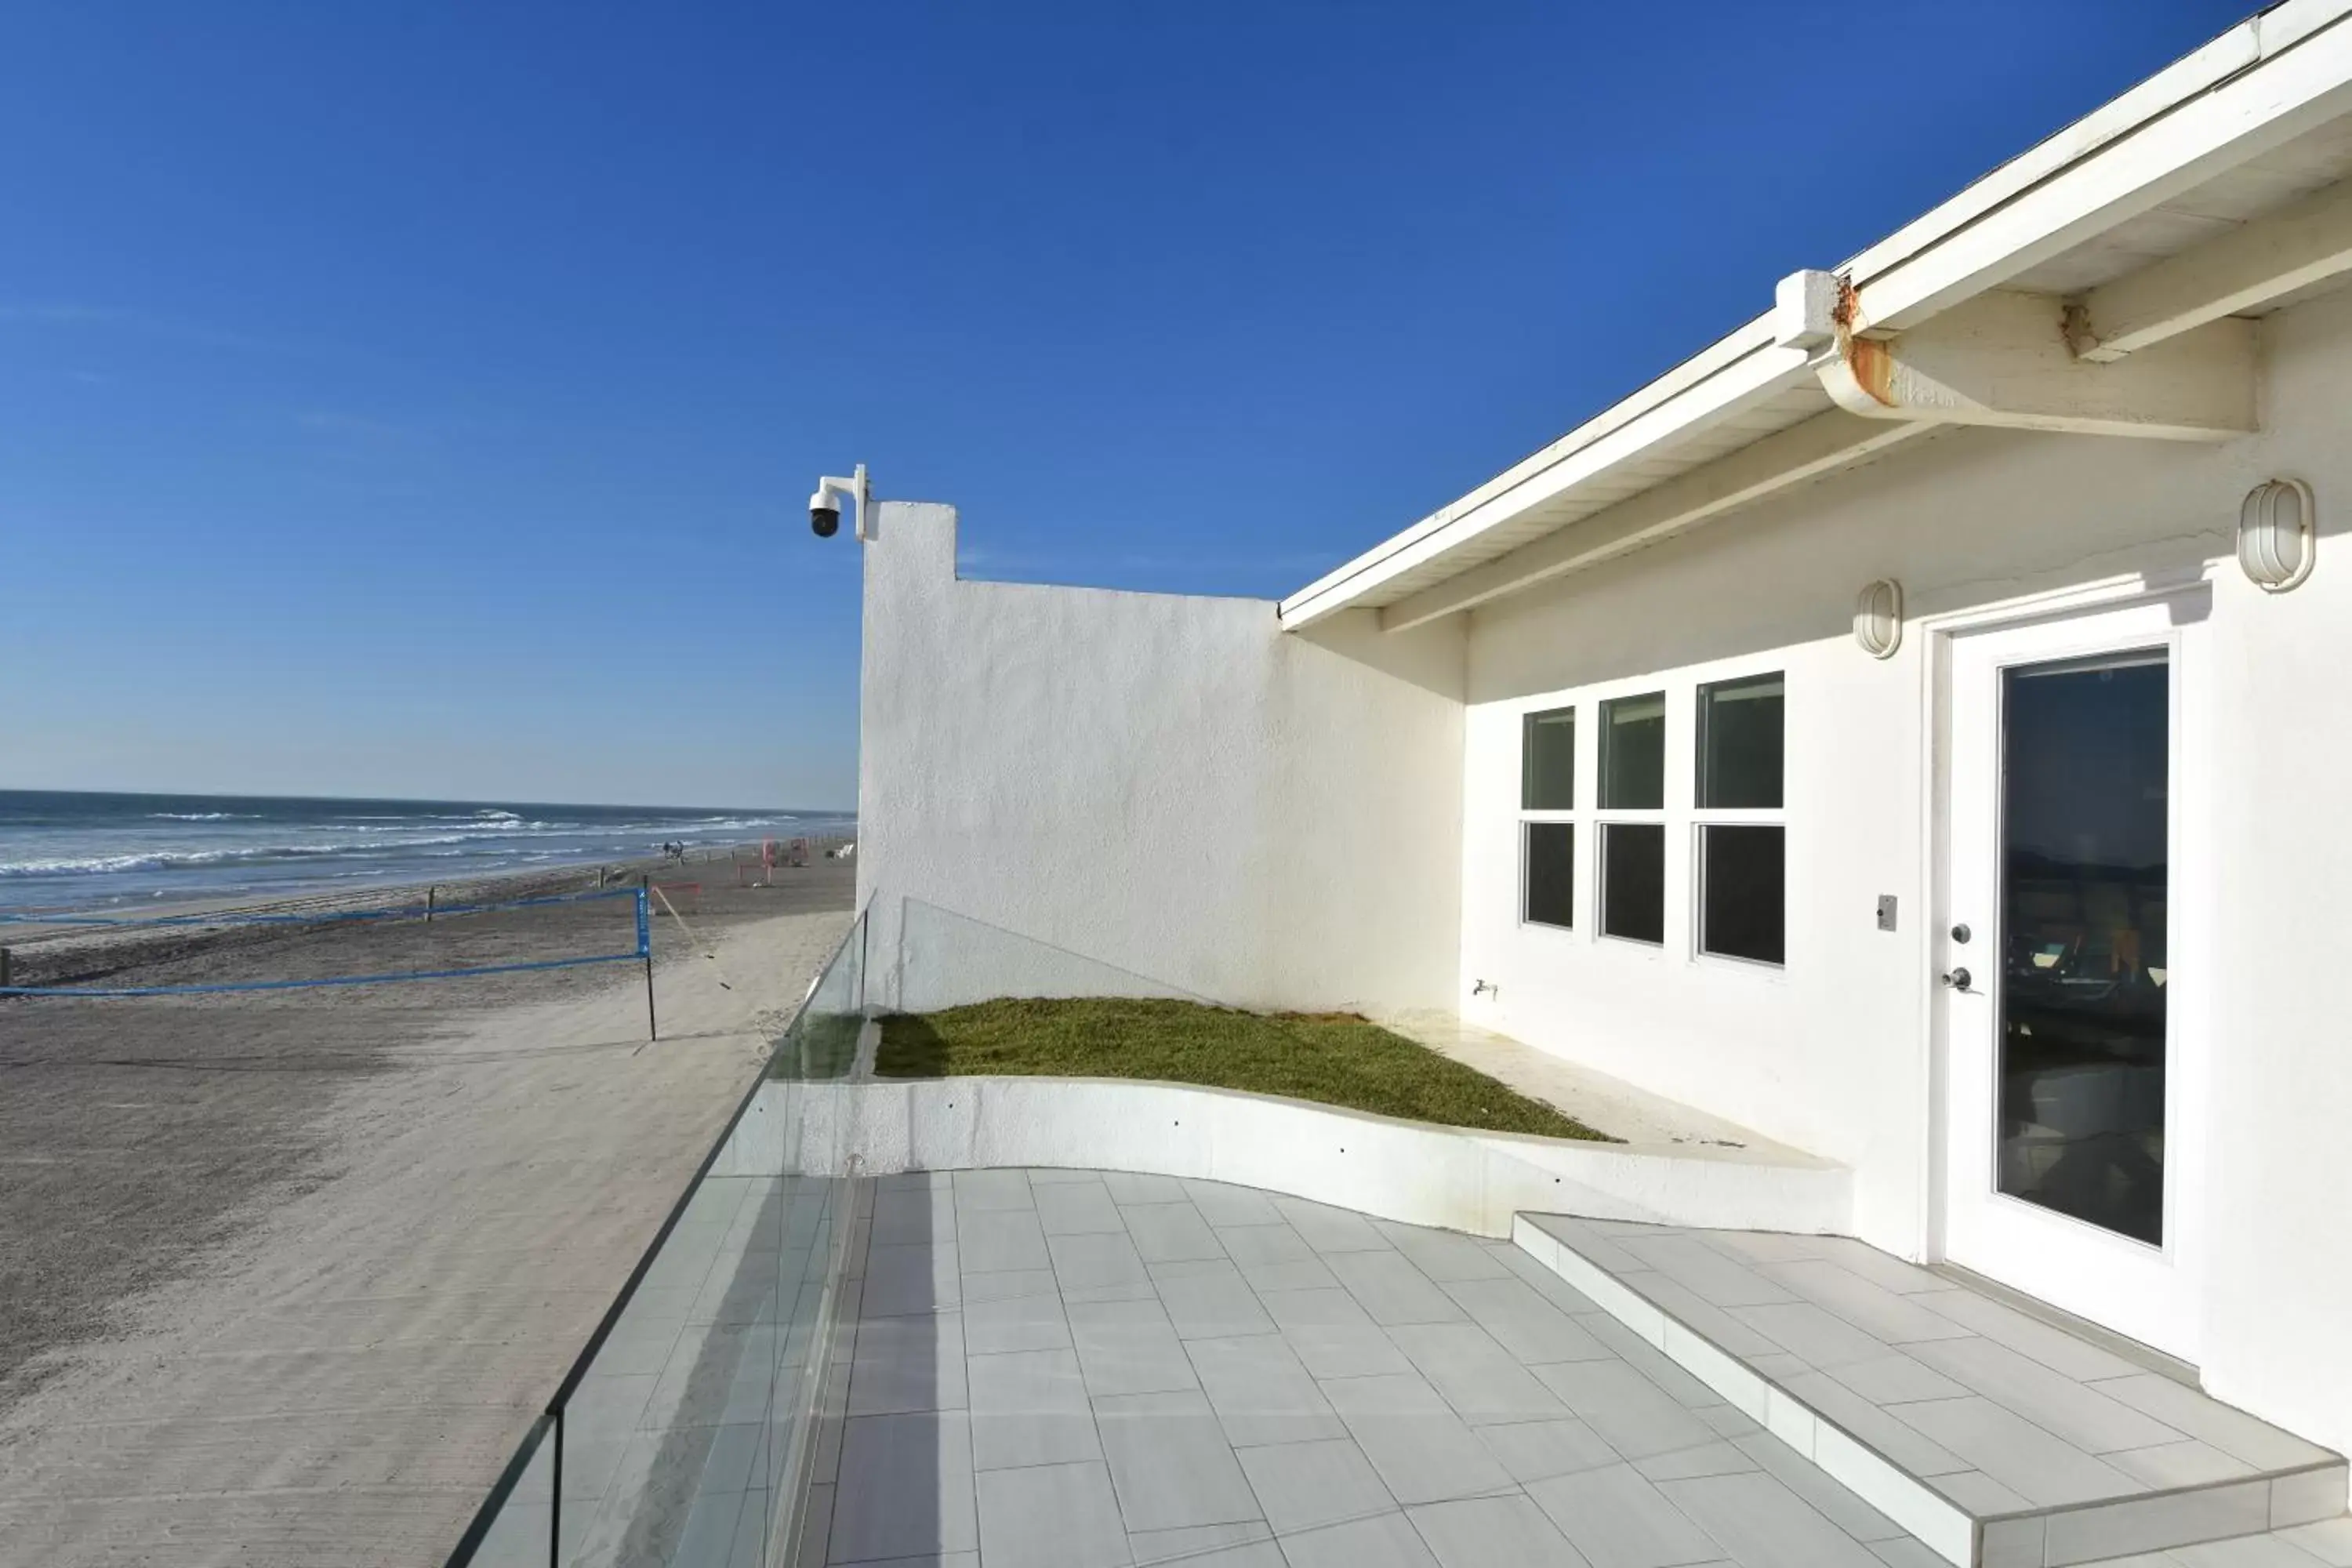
[0,790,854,913]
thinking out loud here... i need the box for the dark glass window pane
[1522,708,1575,811]
[1700,825,1784,964]
[1698,673,1784,809]
[1600,823,1664,943]
[1524,822,1574,929]
[1998,653,2169,1247]
[1600,693,1665,809]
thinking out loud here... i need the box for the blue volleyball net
[0,886,650,998]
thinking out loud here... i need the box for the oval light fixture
[1854,578,1903,659]
[2239,477,2316,593]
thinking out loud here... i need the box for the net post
[638,880,656,1043]
[0,947,10,989]
[426,886,435,924]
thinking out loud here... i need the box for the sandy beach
[0,853,855,1566]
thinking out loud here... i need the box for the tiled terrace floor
[809,1168,1954,1568]
[1519,1214,2349,1567]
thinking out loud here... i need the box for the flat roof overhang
[1280,0,2352,632]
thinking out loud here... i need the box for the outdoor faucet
[1471,978,1497,999]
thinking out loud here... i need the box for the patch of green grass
[771,1008,862,1080]
[874,996,1613,1142]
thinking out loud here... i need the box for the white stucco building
[855,0,2352,1479]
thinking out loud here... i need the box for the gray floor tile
[1096,1388,1264,1534]
[829,1411,979,1563]
[1727,1433,1907,1542]
[964,1290,1073,1356]
[1388,1322,1570,1425]
[1128,1521,1282,1567]
[1527,1216,1650,1275]
[1613,1236,1798,1308]
[975,1460,1133,1568]
[1634,1441,1762,1483]
[1440,1278,1613,1365]
[1776,1371,1972,1478]
[1886,1396,2139,1506]
[1654,1470,1887,1568]
[851,1312,968,1416]
[2106,1439,2261,1489]
[1185,1181,1283,1228]
[1236,1436,1396,1535]
[1923,1468,2034,1515]
[2276,1517,2352,1566]
[1029,1167,1109,1185]
[1806,1238,1959,1298]
[1494,1242,1610,1314]
[2172,1536,2350,1567]
[873,1188,957,1248]
[864,1243,962,1318]
[1036,1181,1129,1236]
[1819,1354,1969,1406]
[1635,1278,1788,1359]
[1375,1222,1513,1283]
[1240,1257,1345,1294]
[1477,1416,1624,1483]
[1407,1494,1588,1566]
[1533,1360,1722,1461]
[1124,1203,1229,1263]
[1753,1261,1976,1346]
[1319,1372,1518,1504]
[1864,1541,1947,1568]
[1154,1261,1278,1341]
[1054,1232,1156,1294]
[1220,1224,1318,1268]
[1724,1301,1893,1370]
[960,1208,1055,1275]
[1276,1512,1441,1568]
[953,1169,1036,1214]
[1327,1251,1468,1327]
[1910,1288,2143,1383]
[967,1348,1101,1472]
[1276,1198,1396,1254]
[1581,1316,1727,1409]
[1905,1335,2186,1454]
[1070,1298,1202,1396]
[2086,1374,2339,1471]
[1103,1172,1189,1203]
[1526,1461,1728,1567]
[1262,1288,1414,1379]
[1189,1334,1348,1446]
[962,1268,1064,1305]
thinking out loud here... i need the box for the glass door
[1940,601,2201,1359]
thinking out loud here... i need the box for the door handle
[1940,967,1974,993]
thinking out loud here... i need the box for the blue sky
[0,2,2250,809]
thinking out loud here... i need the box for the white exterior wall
[1459,284,2352,1454]
[856,502,1465,1016]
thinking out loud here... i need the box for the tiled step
[1512,1213,2347,1568]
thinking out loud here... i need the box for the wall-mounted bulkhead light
[1854,579,1903,659]
[2238,477,2316,593]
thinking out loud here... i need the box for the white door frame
[1927,584,2211,1363]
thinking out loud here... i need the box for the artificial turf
[873,996,1613,1142]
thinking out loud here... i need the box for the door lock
[1940,967,1974,992]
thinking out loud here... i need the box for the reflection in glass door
[1998,652,2169,1246]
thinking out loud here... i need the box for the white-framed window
[1693,671,1785,965]
[1597,691,1666,945]
[1519,706,1576,931]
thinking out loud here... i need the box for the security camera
[808,465,869,541]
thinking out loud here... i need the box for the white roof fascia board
[1279,336,1809,628]
[1279,313,1782,620]
[1279,2,2352,630]
[1853,9,2352,329]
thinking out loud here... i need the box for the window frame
[1517,705,1579,933]
[1595,691,1668,946]
[1692,672,1788,969]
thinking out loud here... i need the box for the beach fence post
[0,947,9,989]
[425,886,436,924]
[637,880,656,1042]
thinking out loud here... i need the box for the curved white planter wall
[731,1076,1852,1239]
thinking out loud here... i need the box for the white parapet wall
[757,1074,1852,1238]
